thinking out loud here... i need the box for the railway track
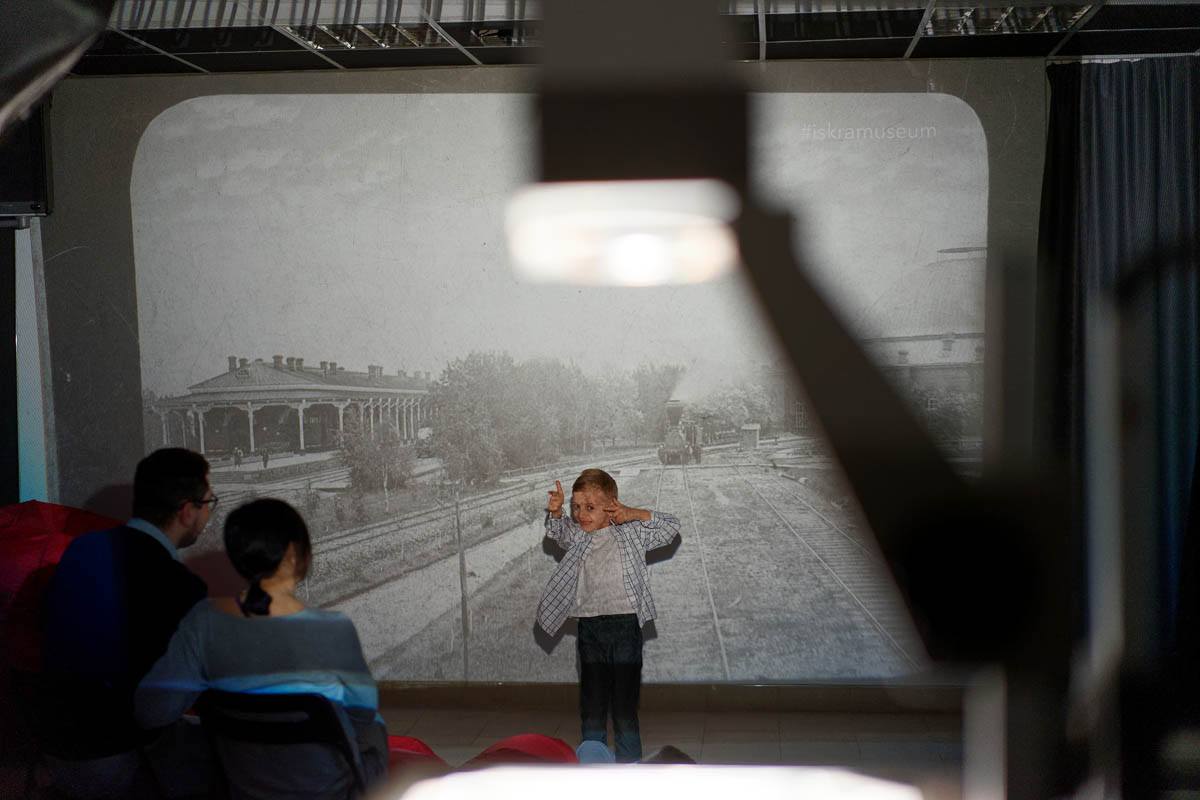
[776,476,877,561]
[312,481,538,556]
[311,485,543,608]
[212,464,353,508]
[679,461,732,680]
[308,449,668,607]
[219,443,724,512]
[341,448,921,681]
[730,462,923,669]
[314,449,664,556]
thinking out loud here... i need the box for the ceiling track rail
[271,23,348,66]
[904,0,937,59]
[420,7,484,64]
[1048,1,1107,58]
[108,26,211,72]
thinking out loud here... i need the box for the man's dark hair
[572,468,618,499]
[132,448,211,526]
[224,499,312,616]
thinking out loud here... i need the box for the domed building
[858,247,986,399]
[769,248,986,438]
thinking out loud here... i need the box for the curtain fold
[1039,57,1200,658]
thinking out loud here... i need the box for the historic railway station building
[860,248,986,400]
[766,248,986,435]
[145,355,433,456]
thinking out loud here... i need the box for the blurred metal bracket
[0,0,112,140]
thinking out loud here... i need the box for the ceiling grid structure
[108,26,212,72]
[70,0,1200,74]
[419,8,485,65]
[1047,0,1108,57]
[906,0,939,58]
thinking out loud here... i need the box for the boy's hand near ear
[547,480,564,518]
[604,500,651,526]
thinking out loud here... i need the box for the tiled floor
[380,705,963,799]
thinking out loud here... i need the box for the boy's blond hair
[572,468,618,499]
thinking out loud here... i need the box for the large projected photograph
[132,92,986,683]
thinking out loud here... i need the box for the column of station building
[149,355,433,457]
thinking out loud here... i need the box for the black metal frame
[197,690,369,799]
[66,1,1200,75]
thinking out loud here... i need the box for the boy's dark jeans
[577,614,643,763]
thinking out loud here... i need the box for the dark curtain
[1039,57,1200,660]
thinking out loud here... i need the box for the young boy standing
[537,468,681,762]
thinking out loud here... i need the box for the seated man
[39,448,213,799]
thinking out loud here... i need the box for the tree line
[423,352,780,485]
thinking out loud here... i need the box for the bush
[341,423,415,492]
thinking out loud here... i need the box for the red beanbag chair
[0,501,120,672]
[0,501,120,766]
[388,734,447,770]
[464,733,578,767]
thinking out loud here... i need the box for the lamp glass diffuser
[399,765,924,800]
[506,179,741,286]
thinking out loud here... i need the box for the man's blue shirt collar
[126,517,181,562]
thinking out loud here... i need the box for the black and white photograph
[132,91,987,683]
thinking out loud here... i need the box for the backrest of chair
[197,690,366,797]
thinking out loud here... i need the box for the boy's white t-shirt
[572,528,635,617]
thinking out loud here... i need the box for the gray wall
[41,60,1045,510]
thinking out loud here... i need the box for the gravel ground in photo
[346,451,925,683]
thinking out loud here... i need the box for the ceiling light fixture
[506,179,741,286]
[506,0,745,288]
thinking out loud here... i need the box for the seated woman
[135,498,387,798]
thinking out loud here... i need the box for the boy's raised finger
[554,479,562,495]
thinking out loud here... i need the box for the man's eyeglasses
[192,495,219,510]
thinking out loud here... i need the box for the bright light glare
[397,765,924,800]
[605,233,673,286]
[506,179,741,286]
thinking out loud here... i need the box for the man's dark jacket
[40,524,207,758]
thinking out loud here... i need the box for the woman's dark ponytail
[224,499,311,617]
[238,578,273,617]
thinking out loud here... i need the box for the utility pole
[443,479,470,681]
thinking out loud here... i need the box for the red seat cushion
[0,501,120,671]
[465,734,579,767]
[387,734,447,770]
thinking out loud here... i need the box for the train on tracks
[658,399,702,465]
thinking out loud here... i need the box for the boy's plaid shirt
[536,511,681,635]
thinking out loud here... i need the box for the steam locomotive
[658,399,702,465]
